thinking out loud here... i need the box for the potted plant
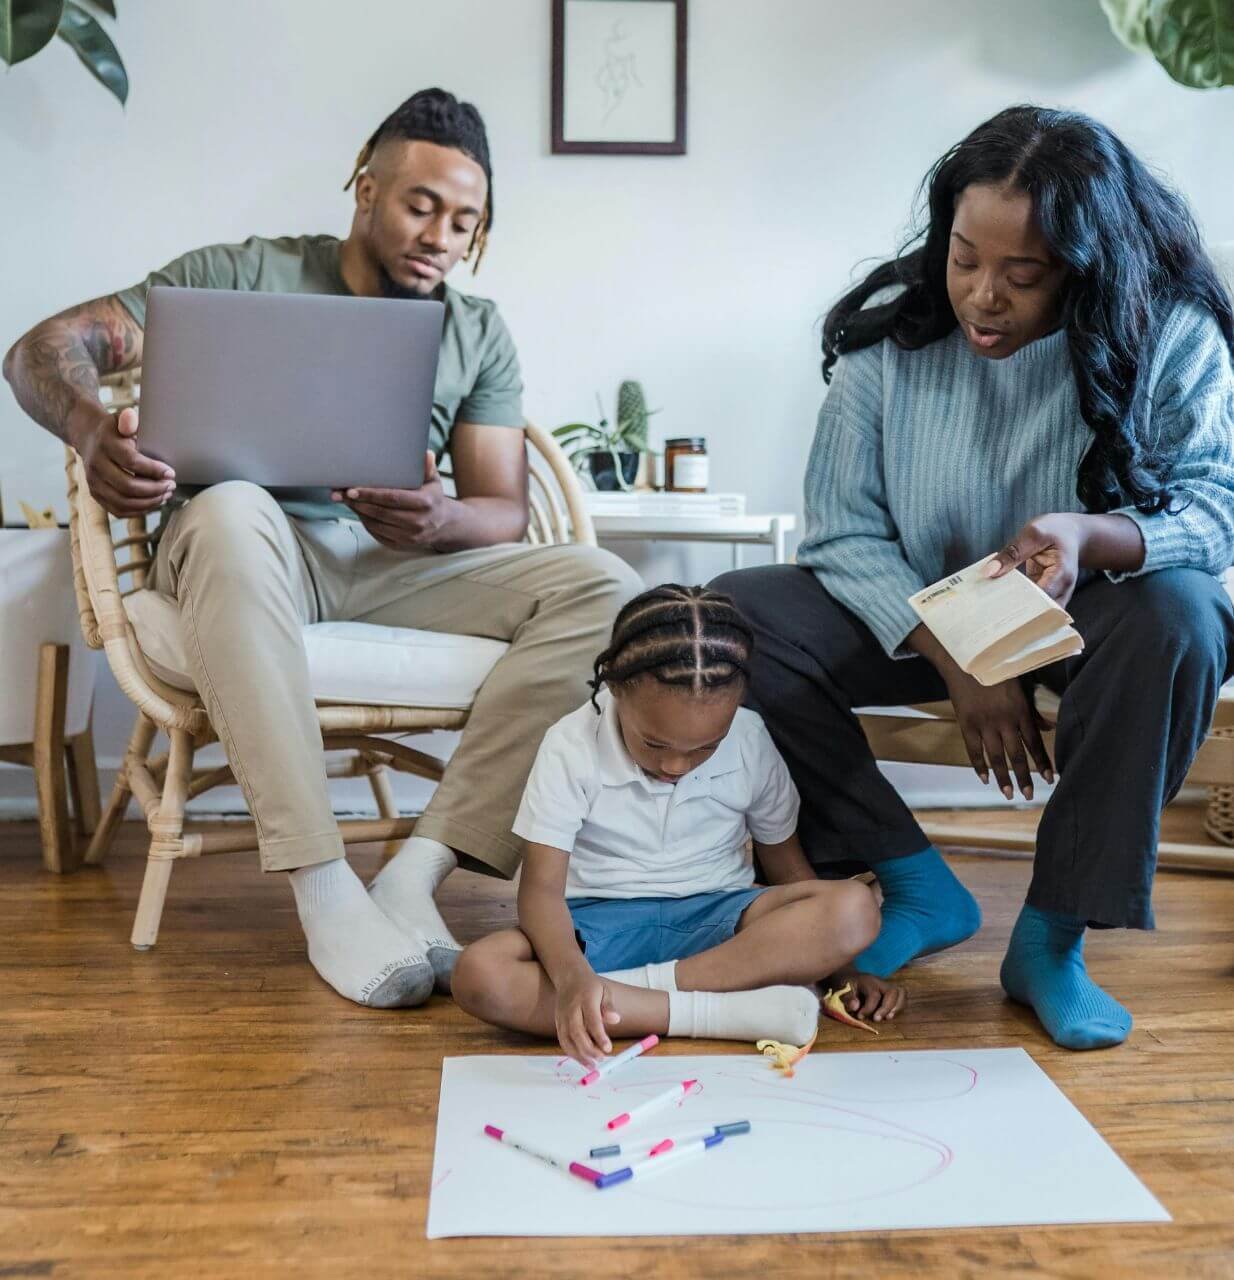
[553,381,656,491]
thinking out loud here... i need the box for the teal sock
[1000,905,1132,1050]
[852,846,982,978]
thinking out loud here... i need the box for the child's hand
[555,969,621,1068]
[831,970,906,1023]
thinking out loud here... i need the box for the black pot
[587,450,639,491]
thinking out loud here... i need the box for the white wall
[3,0,1234,812]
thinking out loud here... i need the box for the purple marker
[483,1124,602,1186]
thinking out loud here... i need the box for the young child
[452,584,905,1067]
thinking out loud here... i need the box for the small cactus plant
[615,379,650,452]
[552,382,658,490]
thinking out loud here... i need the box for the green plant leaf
[1100,0,1234,87]
[57,0,126,104]
[1146,0,1234,88]
[1099,0,1152,53]
[1,0,65,66]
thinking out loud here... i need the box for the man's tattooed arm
[3,295,144,446]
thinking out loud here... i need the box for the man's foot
[369,836,463,993]
[852,846,982,977]
[1000,904,1132,1050]
[289,858,433,1007]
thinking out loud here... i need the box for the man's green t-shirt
[115,234,524,520]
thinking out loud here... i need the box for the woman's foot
[851,846,982,977]
[1000,904,1132,1050]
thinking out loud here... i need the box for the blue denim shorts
[566,887,767,973]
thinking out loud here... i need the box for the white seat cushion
[124,589,508,709]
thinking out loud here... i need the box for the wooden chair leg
[368,762,399,819]
[131,856,175,951]
[85,714,156,867]
[66,706,102,836]
[131,726,192,950]
[33,643,76,874]
[366,758,404,860]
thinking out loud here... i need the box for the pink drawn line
[721,1057,979,1104]
[431,1168,453,1192]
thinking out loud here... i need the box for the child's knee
[452,942,504,1020]
[820,881,881,957]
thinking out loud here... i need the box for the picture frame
[551,0,687,156]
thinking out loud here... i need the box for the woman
[713,104,1234,1051]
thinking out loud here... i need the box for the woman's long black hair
[822,104,1234,515]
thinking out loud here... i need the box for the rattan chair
[70,370,596,948]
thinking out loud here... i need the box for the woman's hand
[985,513,1085,606]
[945,666,1054,800]
[554,967,620,1068]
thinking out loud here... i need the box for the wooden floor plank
[1,816,1233,1278]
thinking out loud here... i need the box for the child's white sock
[368,836,462,992]
[600,960,680,991]
[667,986,819,1045]
[290,858,433,1007]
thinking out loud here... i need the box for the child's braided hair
[588,584,755,713]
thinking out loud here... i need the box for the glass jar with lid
[664,437,709,493]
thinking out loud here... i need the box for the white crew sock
[601,960,680,991]
[289,858,433,1008]
[667,985,819,1045]
[368,836,462,992]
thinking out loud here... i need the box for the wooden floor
[2,816,1233,1279]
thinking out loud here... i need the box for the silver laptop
[139,286,443,490]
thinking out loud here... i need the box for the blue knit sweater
[798,302,1234,656]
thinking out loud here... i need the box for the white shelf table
[590,513,797,569]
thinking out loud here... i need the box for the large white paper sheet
[427,1048,1168,1238]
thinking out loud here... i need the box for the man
[4,88,641,1008]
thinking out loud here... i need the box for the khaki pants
[149,481,641,875]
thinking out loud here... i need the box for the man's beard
[378,264,440,301]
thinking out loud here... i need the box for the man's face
[355,139,488,298]
[946,182,1068,359]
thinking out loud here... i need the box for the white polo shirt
[512,690,800,899]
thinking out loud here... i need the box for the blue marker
[591,1120,750,1160]
[595,1132,727,1190]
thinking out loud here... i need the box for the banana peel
[756,1026,818,1078]
[822,981,879,1034]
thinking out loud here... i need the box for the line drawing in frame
[552,0,688,155]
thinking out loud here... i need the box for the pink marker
[484,1124,602,1185]
[606,1079,698,1131]
[579,1034,660,1087]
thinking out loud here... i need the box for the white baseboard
[0,760,1201,821]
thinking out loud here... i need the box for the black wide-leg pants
[710,565,1233,929]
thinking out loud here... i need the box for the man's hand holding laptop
[332,449,449,550]
[73,405,176,518]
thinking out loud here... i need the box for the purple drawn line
[431,1168,453,1192]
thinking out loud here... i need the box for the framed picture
[551,0,687,155]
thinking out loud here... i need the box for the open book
[908,556,1083,686]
